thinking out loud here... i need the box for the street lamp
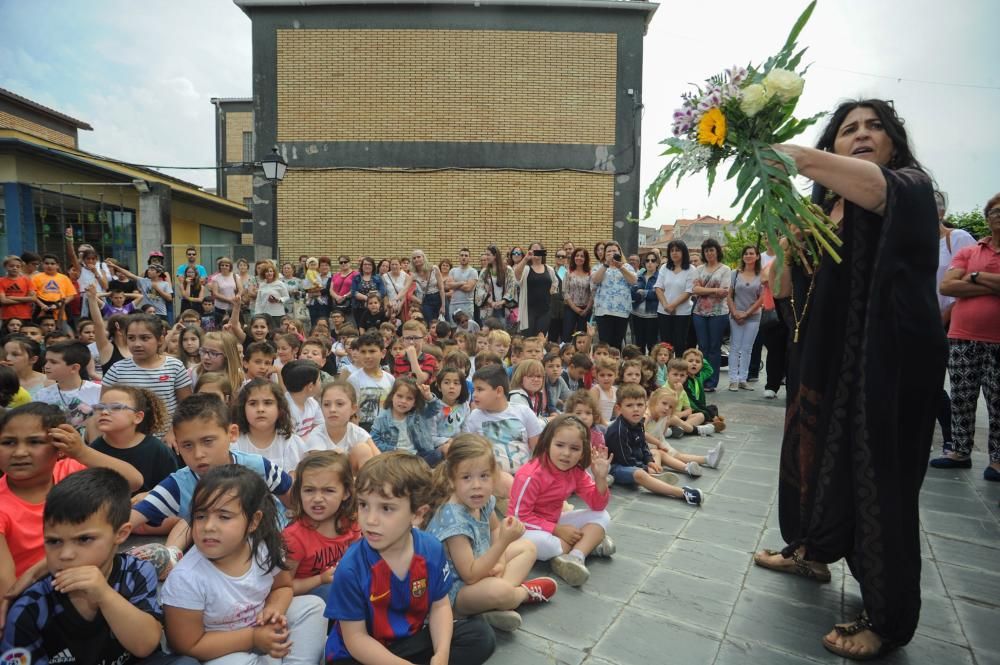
[260,146,287,259]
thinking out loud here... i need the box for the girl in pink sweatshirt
[508,414,613,588]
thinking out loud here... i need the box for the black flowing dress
[777,167,946,646]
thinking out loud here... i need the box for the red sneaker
[521,576,558,604]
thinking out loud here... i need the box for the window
[242,131,254,163]
[31,187,136,269]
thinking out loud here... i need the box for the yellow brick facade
[276,170,614,264]
[225,175,253,206]
[276,29,617,144]
[224,112,253,163]
[0,111,75,148]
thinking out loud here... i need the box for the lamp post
[260,146,287,259]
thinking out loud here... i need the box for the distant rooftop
[210,97,253,104]
[0,87,93,131]
[235,0,658,22]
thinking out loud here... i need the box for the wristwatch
[970,272,980,284]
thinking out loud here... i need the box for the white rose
[763,68,804,101]
[739,83,771,118]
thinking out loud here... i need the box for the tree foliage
[945,209,988,239]
[722,225,768,266]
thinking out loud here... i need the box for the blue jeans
[421,292,442,323]
[693,314,728,390]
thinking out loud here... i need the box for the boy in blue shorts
[1,468,196,664]
[324,452,495,665]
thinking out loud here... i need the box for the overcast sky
[1,0,997,230]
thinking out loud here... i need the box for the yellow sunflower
[697,107,727,147]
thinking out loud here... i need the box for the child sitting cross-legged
[645,387,724,478]
[682,349,726,433]
[509,414,614,588]
[663,358,713,434]
[426,434,555,633]
[283,451,361,600]
[605,384,705,506]
[324,452,496,665]
[162,465,327,664]
[1,468,197,665]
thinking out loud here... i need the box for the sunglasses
[646,257,659,263]
[511,251,523,256]
[556,254,566,259]
[339,260,350,265]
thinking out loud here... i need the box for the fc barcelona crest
[411,578,427,598]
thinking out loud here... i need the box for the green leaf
[780,1,817,58]
[706,163,718,194]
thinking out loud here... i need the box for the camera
[535,249,547,258]
[612,253,622,262]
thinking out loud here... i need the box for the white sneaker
[739,382,754,391]
[592,535,616,558]
[728,382,739,392]
[606,474,615,487]
[764,389,777,399]
[685,461,703,477]
[696,425,714,436]
[705,442,724,468]
[551,554,590,587]
[481,610,523,632]
[653,470,680,485]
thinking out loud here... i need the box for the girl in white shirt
[305,381,380,472]
[232,379,309,473]
[161,465,327,664]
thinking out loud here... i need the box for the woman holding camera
[513,242,559,337]
[590,239,637,349]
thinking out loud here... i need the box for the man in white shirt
[446,247,478,321]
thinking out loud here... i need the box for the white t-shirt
[462,403,543,473]
[938,229,977,312]
[393,415,415,453]
[231,432,310,472]
[448,266,479,312]
[654,266,696,316]
[347,368,395,425]
[33,381,103,430]
[161,546,276,632]
[305,422,372,454]
[286,394,322,437]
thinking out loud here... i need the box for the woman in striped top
[103,314,193,437]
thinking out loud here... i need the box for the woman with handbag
[475,245,516,325]
[725,246,764,391]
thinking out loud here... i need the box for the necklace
[789,270,817,344]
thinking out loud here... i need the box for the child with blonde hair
[645,387,724,477]
[427,434,555,632]
[651,342,674,387]
[509,359,550,419]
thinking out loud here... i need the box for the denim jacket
[631,271,660,316]
[371,398,444,466]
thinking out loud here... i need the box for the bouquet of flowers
[643,1,840,268]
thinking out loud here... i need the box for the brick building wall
[0,110,75,148]
[241,1,654,258]
[276,29,617,144]
[225,174,253,205]
[224,111,253,164]
[276,169,613,263]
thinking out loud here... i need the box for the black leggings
[596,315,629,350]
[631,316,658,354]
[657,314,691,355]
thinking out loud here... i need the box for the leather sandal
[822,614,896,661]
[753,548,832,583]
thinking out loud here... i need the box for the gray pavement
[488,369,1000,665]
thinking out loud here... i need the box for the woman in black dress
[753,99,946,660]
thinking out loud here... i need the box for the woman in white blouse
[654,240,696,355]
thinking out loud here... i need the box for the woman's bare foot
[823,623,884,660]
